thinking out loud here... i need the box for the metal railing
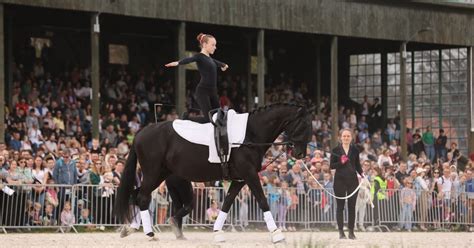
[0,184,472,233]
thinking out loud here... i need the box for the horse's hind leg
[136,172,169,238]
[167,176,193,239]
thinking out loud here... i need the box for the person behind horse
[330,128,363,239]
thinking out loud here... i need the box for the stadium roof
[0,0,472,46]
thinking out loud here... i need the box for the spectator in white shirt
[377,149,393,168]
[28,124,44,151]
[128,116,141,134]
[437,168,454,221]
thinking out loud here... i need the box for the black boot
[348,229,356,240]
[339,229,346,239]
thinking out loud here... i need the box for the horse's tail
[114,144,137,223]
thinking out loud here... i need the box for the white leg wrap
[213,211,228,231]
[263,211,277,232]
[130,206,141,229]
[140,210,153,234]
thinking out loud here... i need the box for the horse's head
[285,106,314,159]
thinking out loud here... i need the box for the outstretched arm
[165,54,198,67]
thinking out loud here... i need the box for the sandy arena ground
[0,231,472,248]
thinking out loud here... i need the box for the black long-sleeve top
[178,53,226,89]
[330,144,363,179]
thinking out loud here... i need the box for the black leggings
[334,175,359,231]
[191,86,219,123]
[166,175,194,229]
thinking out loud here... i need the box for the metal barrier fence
[0,184,472,233]
[0,184,78,233]
[377,189,474,231]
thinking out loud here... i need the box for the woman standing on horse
[165,33,229,123]
[330,128,363,239]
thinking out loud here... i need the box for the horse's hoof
[146,232,155,237]
[119,226,136,238]
[146,232,158,241]
[168,217,182,238]
[271,229,285,243]
[177,235,187,240]
[214,230,225,243]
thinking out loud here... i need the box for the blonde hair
[91,160,103,174]
[196,33,215,48]
[105,154,118,167]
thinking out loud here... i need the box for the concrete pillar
[315,40,322,110]
[91,13,100,140]
[246,34,253,111]
[175,22,186,115]
[244,33,254,111]
[0,4,4,144]
[330,36,339,149]
[381,53,388,125]
[411,53,415,129]
[468,47,474,154]
[400,42,408,160]
[257,29,264,107]
[5,10,11,108]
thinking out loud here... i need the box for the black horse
[115,103,313,243]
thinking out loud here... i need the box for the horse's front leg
[213,180,245,242]
[244,172,285,243]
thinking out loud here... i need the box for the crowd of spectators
[0,58,473,232]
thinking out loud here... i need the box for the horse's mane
[249,102,304,115]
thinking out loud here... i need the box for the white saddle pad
[172,109,249,163]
